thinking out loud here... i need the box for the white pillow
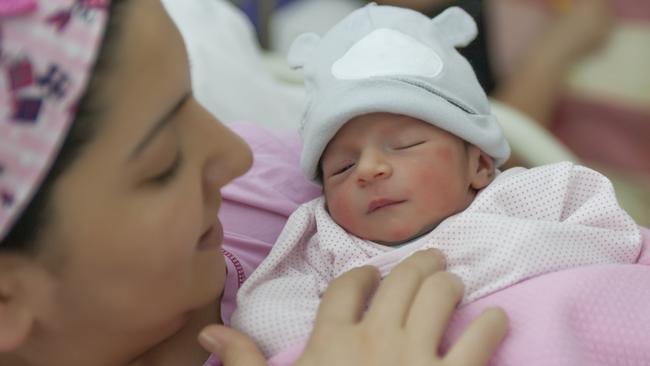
[162,0,306,131]
[490,99,578,167]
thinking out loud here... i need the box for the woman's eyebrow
[129,92,191,161]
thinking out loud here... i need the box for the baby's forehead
[332,112,457,141]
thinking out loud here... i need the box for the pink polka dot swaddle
[232,162,642,361]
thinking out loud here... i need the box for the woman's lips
[367,199,405,214]
[197,220,224,251]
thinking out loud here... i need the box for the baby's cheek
[412,167,445,192]
[435,146,454,162]
[411,168,458,213]
[328,197,365,233]
[329,200,355,226]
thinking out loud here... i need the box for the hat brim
[300,78,510,180]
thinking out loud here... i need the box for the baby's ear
[468,146,495,190]
[287,32,321,69]
[429,6,477,48]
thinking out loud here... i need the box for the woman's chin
[190,253,227,306]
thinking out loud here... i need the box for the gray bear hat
[289,4,511,181]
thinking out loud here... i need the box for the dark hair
[0,1,126,253]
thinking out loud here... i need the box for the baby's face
[321,113,483,245]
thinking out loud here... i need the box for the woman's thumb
[198,325,267,366]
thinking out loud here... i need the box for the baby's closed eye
[393,140,426,150]
[331,162,355,176]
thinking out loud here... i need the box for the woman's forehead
[90,0,190,155]
[103,0,189,98]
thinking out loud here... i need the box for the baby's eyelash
[332,163,354,176]
[396,141,425,150]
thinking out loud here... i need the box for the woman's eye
[395,140,425,150]
[151,152,183,184]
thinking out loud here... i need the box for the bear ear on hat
[429,6,477,48]
[287,32,321,69]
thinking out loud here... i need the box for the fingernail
[199,329,222,351]
[421,248,447,268]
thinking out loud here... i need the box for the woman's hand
[198,249,508,366]
[548,0,614,62]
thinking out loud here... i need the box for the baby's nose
[356,154,392,184]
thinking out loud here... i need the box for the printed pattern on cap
[0,0,109,241]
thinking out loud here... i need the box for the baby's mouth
[367,199,405,214]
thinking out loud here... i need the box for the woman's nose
[201,124,253,203]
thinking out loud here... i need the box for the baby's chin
[370,221,441,246]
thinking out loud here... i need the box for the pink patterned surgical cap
[0,0,110,242]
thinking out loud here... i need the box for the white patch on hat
[331,28,443,80]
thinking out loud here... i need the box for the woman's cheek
[153,186,202,252]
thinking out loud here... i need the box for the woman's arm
[200,249,508,366]
[492,0,613,127]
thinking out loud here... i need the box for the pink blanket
[444,226,650,365]
[268,227,650,366]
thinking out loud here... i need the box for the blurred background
[226,0,650,225]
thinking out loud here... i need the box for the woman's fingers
[405,271,464,347]
[364,249,447,326]
[297,248,507,366]
[314,265,380,325]
[198,325,267,366]
[444,308,509,366]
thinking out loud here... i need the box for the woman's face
[7,0,252,364]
